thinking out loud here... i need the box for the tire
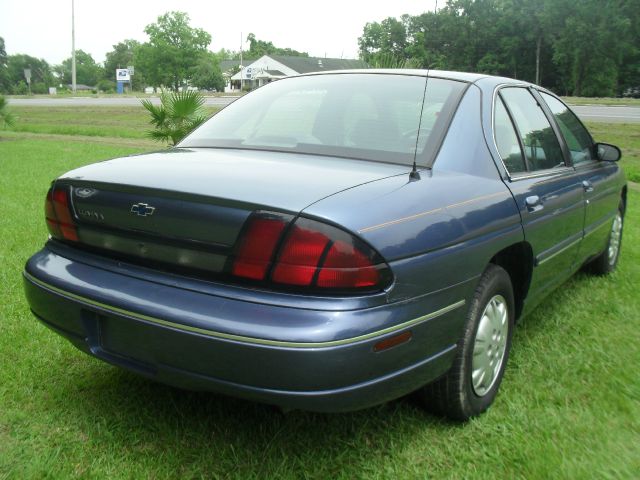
[586,202,624,275]
[419,264,515,421]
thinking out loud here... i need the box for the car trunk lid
[55,148,408,276]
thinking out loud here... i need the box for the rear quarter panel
[304,84,523,303]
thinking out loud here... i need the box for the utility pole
[71,0,77,94]
[240,32,244,91]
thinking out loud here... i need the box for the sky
[0,0,438,66]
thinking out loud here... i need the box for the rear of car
[23,71,491,411]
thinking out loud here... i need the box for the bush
[31,82,48,94]
[12,81,28,95]
[0,95,15,128]
[96,79,116,93]
[141,90,207,145]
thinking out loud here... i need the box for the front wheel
[419,264,515,420]
[587,203,624,275]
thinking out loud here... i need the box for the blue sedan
[23,70,626,420]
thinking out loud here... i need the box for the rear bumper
[23,246,472,412]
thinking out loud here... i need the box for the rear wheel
[419,264,514,420]
[587,203,624,275]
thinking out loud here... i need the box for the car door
[493,87,585,300]
[537,91,622,261]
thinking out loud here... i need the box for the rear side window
[540,92,594,165]
[494,97,526,173]
[500,88,565,172]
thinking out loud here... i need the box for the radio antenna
[410,67,430,181]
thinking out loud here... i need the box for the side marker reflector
[373,331,413,352]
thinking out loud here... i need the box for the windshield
[180,73,467,166]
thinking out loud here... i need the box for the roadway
[7,97,640,123]
[570,105,640,123]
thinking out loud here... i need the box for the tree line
[1,3,638,97]
[0,11,307,95]
[359,0,639,96]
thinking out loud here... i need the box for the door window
[500,88,565,172]
[539,92,594,165]
[494,96,526,173]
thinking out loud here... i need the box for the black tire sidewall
[458,265,515,417]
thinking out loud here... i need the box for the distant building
[65,84,93,91]
[229,55,367,90]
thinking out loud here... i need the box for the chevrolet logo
[130,203,156,217]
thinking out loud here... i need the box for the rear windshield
[180,74,467,166]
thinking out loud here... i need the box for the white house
[230,55,368,89]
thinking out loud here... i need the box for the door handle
[582,180,594,193]
[525,195,543,212]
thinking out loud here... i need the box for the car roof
[300,69,533,87]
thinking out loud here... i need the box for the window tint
[500,88,565,171]
[242,89,326,144]
[180,74,467,166]
[494,96,526,173]
[540,92,594,164]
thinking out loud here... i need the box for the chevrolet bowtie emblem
[130,203,156,217]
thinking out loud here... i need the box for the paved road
[570,105,640,123]
[7,97,640,123]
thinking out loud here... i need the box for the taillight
[44,185,78,242]
[272,222,330,286]
[231,213,391,293]
[231,215,289,280]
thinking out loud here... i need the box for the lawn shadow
[46,352,461,476]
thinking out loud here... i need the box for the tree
[358,0,637,96]
[58,50,104,86]
[552,0,630,96]
[6,54,54,93]
[104,39,144,90]
[618,0,640,96]
[137,11,211,91]
[190,52,225,91]
[0,37,9,93]
[358,17,409,65]
[141,90,207,145]
[0,95,15,128]
[244,33,308,59]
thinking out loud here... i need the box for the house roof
[219,60,240,73]
[268,56,368,74]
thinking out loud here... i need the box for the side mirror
[595,142,621,162]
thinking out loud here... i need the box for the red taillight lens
[44,185,78,242]
[272,226,330,285]
[231,216,288,280]
[45,189,62,238]
[231,213,391,293]
[316,240,380,288]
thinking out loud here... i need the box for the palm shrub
[0,95,15,129]
[141,90,207,145]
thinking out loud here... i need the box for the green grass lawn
[0,118,639,478]
[587,122,640,182]
[9,106,221,140]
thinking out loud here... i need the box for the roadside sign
[24,68,32,84]
[127,66,135,75]
[116,68,130,81]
